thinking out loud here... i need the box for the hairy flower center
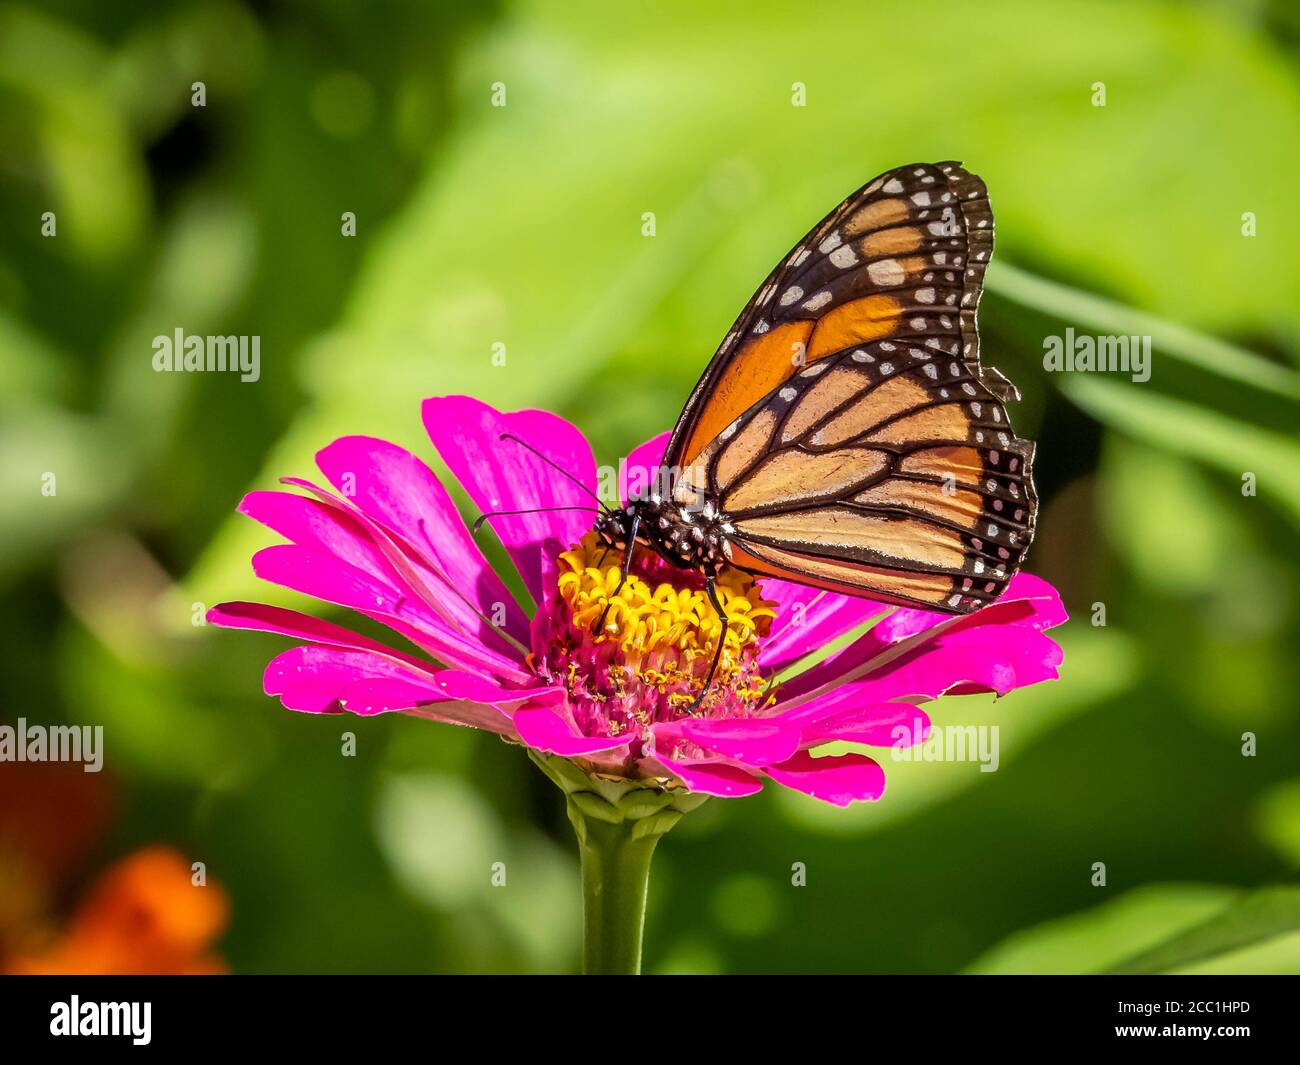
[537,533,776,747]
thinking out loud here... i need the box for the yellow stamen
[555,533,776,704]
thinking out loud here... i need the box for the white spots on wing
[879,361,894,374]
[778,387,797,402]
[818,230,843,253]
[911,191,931,206]
[779,285,804,306]
[915,287,936,304]
[720,421,739,439]
[912,167,926,177]
[850,349,874,363]
[829,244,858,268]
[802,290,832,311]
[758,283,776,304]
[754,319,770,334]
[910,317,927,330]
[922,363,938,379]
[863,177,884,195]
[878,341,895,351]
[883,178,904,194]
[971,402,982,417]
[801,361,829,377]
[867,258,905,287]
[789,247,811,267]
[962,383,977,395]
[933,252,947,264]
[973,559,984,575]
[991,407,1001,423]
[949,361,962,376]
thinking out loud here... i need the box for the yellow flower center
[550,533,775,714]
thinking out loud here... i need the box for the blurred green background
[3,0,1300,974]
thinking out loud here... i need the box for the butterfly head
[595,493,732,573]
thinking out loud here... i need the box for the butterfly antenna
[499,433,612,513]
[472,505,603,534]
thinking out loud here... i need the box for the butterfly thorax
[595,494,732,574]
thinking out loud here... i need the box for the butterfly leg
[683,576,729,716]
[593,513,640,636]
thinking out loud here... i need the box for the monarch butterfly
[509,161,1037,709]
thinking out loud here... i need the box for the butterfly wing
[664,161,1010,475]
[667,162,1037,613]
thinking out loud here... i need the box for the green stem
[527,750,708,975]
[572,810,663,975]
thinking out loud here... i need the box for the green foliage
[2,0,1298,973]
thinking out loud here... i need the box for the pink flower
[210,396,1066,806]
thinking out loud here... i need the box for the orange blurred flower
[5,846,229,975]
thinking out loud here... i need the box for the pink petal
[250,543,527,680]
[620,430,672,505]
[314,436,530,644]
[422,396,598,605]
[263,644,544,734]
[783,699,932,749]
[782,573,1067,698]
[644,751,764,798]
[764,751,886,806]
[208,601,429,667]
[270,479,530,676]
[786,625,1063,712]
[652,717,800,767]
[513,702,633,758]
[758,579,889,674]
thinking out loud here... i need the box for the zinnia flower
[210,394,1064,802]
[209,394,1065,972]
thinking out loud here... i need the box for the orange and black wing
[664,161,1013,476]
[667,162,1037,613]
[699,341,1036,611]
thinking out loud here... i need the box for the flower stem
[574,813,664,975]
[527,750,708,975]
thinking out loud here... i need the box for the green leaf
[990,261,1300,400]
[1109,884,1300,974]
[966,884,1240,975]
[1063,377,1300,527]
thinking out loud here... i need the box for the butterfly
[502,162,1038,709]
